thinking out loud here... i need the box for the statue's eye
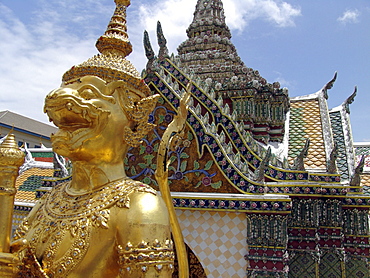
[80,88,96,100]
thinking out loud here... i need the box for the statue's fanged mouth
[44,91,109,145]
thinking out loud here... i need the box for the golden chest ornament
[18,179,157,277]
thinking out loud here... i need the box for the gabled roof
[0,110,57,139]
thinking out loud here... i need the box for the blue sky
[0,0,369,142]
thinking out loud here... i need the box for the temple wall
[176,209,247,277]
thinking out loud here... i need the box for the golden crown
[62,0,150,96]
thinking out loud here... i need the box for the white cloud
[337,9,360,25]
[0,2,99,124]
[224,0,301,31]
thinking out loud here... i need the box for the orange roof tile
[289,99,327,170]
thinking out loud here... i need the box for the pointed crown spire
[96,0,132,57]
[187,0,230,39]
[62,0,150,96]
[0,133,25,167]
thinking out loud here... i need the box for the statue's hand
[0,239,28,278]
[0,253,19,278]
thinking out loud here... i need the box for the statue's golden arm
[116,191,174,277]
[155,84,191,278]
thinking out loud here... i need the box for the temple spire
[187,0,231,39]
[177,0,241,84]
[176,0,290,144]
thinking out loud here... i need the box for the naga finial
[350,155,365,186]
[144,30,155,61]
[292,138,310,171]
[327,142,338,173]
[344,86,357,114]
[322,72,337,100]
[143,30,157,73]
[254,147,272,182]
[157,21,169,60]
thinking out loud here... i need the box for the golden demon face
[44,76,129,162]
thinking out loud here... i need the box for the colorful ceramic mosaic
[15,167,54,203]
[330,111,350,179]
[289,98,327,170]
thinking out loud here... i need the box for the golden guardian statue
[0,0,189,277]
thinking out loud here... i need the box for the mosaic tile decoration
[288,252,316,278]
[346,256,369,278]
[12,206,33,234]
[15,167,54,203]
[319,251,342,278]
[32,151,54,162]
[151,59,310,181]
[329,111,349,180]
[361,173,370,195]
[176,209,247,278]
[289,99,326,170]
[355,144,370,191]
[173,196,291,213]
[355,146,370,185]
[355,145,370,158]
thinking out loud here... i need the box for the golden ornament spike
[0,132,25,253]
[96,0,132,57]
[62,0,150,97]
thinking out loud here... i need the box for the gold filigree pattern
[121,93,160,147]
[43,179,156,219]
[117,239,175,274]
[121,94,160,122]
[16,179,157,277]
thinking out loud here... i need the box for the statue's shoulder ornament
[43,179,156,220]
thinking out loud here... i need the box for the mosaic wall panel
[319,251,343,278]
[346,256,369,278]
[288,252,316,278]
[176,209,247,277]
[362,173,370,194]
[355,146,370,165]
